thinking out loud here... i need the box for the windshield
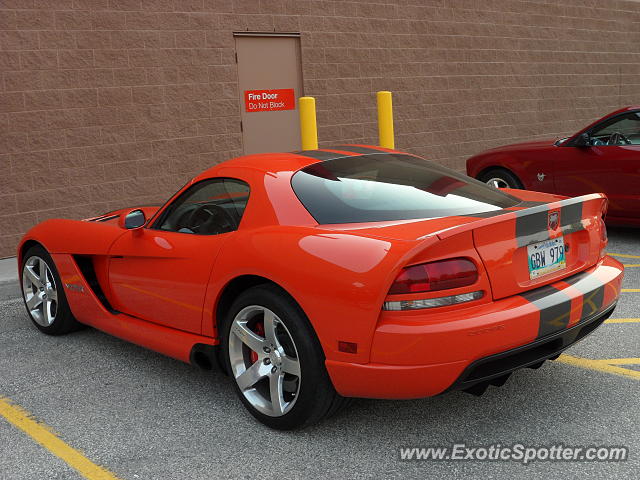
[291,153,520,224]
[589,111,640,145]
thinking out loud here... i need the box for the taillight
[599,199,608,257]
[389,258,478,295]
[600,199,608,244]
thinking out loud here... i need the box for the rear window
[291,153,520,224]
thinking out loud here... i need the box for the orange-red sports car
[18,145,623,429]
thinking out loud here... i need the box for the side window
[590,112,640,146]
[154,178,250,235]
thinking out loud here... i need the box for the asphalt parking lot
[0,228,638,480]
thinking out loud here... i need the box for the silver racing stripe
[333,145,390,154]
[515,198,585,248]
[563,271,607,322]
[520,270,608,338]
[520,284,572,338]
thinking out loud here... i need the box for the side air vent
[72,255,119,314]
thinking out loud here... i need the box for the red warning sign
[244,89,295,113]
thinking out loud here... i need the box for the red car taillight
[600,199,608,257]
[389,258,478,294]
[600,199,608,243]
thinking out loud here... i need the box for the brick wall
[1,0,640,258]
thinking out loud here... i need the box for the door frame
[233,32,304,154]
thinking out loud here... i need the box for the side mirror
[118,209,146,229]
[574,132,591,147]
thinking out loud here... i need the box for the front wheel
[478,168,523,189]
[222,284,348,430]
[21,245,81,335]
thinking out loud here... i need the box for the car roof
[608,105,640,115]
[197,144,403,178]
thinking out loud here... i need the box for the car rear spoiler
[427,193,607,242]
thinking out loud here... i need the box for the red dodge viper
[466,106,640,226]
[18,145,623,429]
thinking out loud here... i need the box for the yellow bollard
[299,96,318,150]
[377,91,394,149]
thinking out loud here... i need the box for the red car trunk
[444,194,607,299]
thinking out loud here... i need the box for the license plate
[527,237,566,280]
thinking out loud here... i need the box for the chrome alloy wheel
[229,305,301,417]
[485,177,510,189]
[22,256,58,327]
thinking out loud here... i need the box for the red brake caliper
[249,320,265,364]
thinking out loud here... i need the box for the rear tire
[221,284,348,430]
[21,245,81,335]
[478,168,523,189]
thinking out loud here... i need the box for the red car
[18,145,623,429]
[466,106,640,226]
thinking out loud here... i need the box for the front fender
[467,152,518,178]
[19,219,126,257]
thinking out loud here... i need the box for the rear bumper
[444,302,616,395]
[326,255,623,399]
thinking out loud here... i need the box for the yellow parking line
[0,396,121,480]
[556,354,640,380]
[609,252,640,259]
[622,264,640,268]
[621,289,640,292]
[605,318,640,324]
[602,358,640,365]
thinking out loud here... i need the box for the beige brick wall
[1,0,640,258]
